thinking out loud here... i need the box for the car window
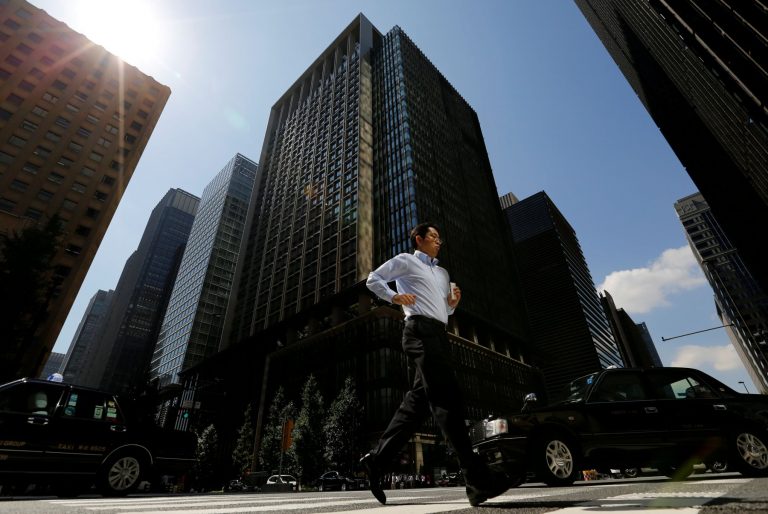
[0,383,63,415]
[645,371,717,400]
[61,389,123,422]
[590,372,647,402]
[564,373,599,402]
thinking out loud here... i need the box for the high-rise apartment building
[601,290,663,368]
[190,15,539,470]
[60,288,113,384]
[150,154,256,389]
[674,192,768,393]
[0,0,170,380]
[574,0,768,299]
[502,191,623,401]
[79,189,199,395]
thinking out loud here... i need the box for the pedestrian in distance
[360,222,509,507]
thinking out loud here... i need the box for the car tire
[730,429,768,477]
[96,452,144,496]
[534,434,580,486]
[622,468,639,479]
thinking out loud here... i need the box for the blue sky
[37,0,755,392]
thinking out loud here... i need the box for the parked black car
[471,367,768,487]
[316,470,360,491]
[0,378,196,496]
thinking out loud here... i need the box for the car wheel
[534,434,579,486]
[97,452,144,496]
[622,468,639,479]
[662,463,694,480]
[707,460,728,473]
[731,430,768,477]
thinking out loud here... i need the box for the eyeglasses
[425,233,442,243]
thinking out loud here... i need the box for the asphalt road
[1,473,766,513]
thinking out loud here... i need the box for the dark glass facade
[601,290,663,369]
[675,192,768,393]
[209,14,539,471]
[502,191,623,401]
[574,0,768,299]
[80,189,199,395]
[150,154,257,388]
[60,288,114,384]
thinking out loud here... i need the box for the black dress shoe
[360,453,386,505]
[465,472,509,506]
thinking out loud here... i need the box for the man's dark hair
[410,222,439,250]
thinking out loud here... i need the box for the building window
[89,151,103,162]
[27,32,42,43]
[22,162,39,174]
[94,191,108,202]
[94,101,107,111]
[40,55,54,66]
[37,189,54,201]
[71,182,87,193]
[42,92,58,104]
[0,67,10,79]
[62,199,77,210]
[101,175,115,186]
[15,42,32,55]
[106,124,118,135]
[68,141,83,153]
[29,67,44,79]
[62,68,76,79]
[130,121,142,131]
[124,133,136,144]
[48,171,65,184]
[19,79,34,91]
[137,109,148,119]
[50,44,65,56]
[86,114,99,124]
[0,197,16,213]
[15,8,32,19]
[54,116,70,128]
[80,166,95,177]
[76,126,91,138]
[85,207,99,219]
[8,135,26,147]
[52,79,67,90]
[57,156,74,168]
[75,225,91,237]
[66,103,79,113]
[96,137,111,148]
[0,151,13,164]
[65,244,82,256]
[25,207,43,220]
[4,54,21,66]
[31,105,48,117]
[21,119,37,131]
[6,92,23,105]
[0,107,11,120]
[10,179,28,192]
[74,91,88,102]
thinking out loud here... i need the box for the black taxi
[472,367,768,487]
[0,378,195,496]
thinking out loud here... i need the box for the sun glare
[70,0,163,68]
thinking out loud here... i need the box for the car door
[45,389,129,473]
[0,382,64,472]
[644,368,728,462]
[581,370,670,465]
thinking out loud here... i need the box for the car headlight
[485,418,508,436]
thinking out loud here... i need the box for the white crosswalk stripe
[45,477,750,513]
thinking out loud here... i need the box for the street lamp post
[738,381,750,394]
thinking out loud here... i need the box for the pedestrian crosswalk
[44,477,753,513]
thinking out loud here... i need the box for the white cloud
[597,246,707,314]
[671,344,742,372]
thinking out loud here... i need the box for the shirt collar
[414,250,439,267]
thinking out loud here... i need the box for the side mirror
[521,392,538,413]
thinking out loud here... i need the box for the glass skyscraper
[501,191,623,401]
[675,192,768,393]
[79,188,199,395]
[150,154,257,388]
[574,0,768,302]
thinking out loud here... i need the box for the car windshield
[564,373,599,402]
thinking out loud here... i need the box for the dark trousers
[372,316,477,473]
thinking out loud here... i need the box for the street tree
[0,215,63,382]
[323,376,364,474]
[194,423,219,491]
[232,403,255,477]
[259,387,296,474]
[291,374,326,485]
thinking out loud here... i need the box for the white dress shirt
[366,250,455,324]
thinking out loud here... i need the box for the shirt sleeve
[366,254,409,303]
[444,269,456,316]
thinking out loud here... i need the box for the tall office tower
[0,0,170,381]
[502,191,623,401]
[675,192,768,393]
[574,1,768,300]
[202,15,537,467]
[59,288,114,384]
[601,290,663,368]
[150,154,257,389]
[79,189,199,395]
[38,350,63,378]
